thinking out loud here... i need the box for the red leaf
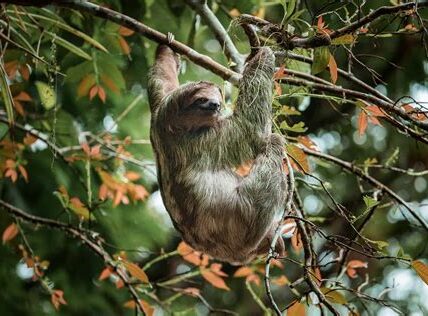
[118,37,131,55]
[366,105,386,117]
[346,260,368,278]
[274,64,286,80]
[234,266,253,277]
[14,91,32,102]
[51,290,67,310]
[358,110,368,135]
[2,223,19,243]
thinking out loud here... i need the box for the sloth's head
[166,81,223,133]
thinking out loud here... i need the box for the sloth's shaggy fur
[148,45,287,264]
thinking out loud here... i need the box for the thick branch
[0,0,241,85]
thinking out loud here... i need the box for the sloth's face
[172,82,223,132]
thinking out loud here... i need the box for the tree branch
[0,199,147,314]
[302,147,428,232]
[185,0,244,73]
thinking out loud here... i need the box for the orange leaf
[2,223,19,243]
[101,75,120,94]
[20,64,30,81]
[287,300,306,316]
[274,64,286,80]
[297,136,318,151]
[210,263,228,277]
[17,165,28,182]
[229,8,241,17]
[328,54,338,84]
[291,230,303,253]
[234,160,254,177]
[125,171,140,181]
[14,91,32,102]
[78,74,96,98]
[115,279,124,288]
[286,144,310,173]
[51,290,67,311]
[366,105,386,117]
[89,85,98,100]
[201,269,230,291]
[234,266,253,277]
[412,260,428,285]
[5,168,18,182]
[118,37,131,55]
[358,110,368,136]
[23,133,37,146]
[272,275,289,286]
[124,299,154,315]
[274,81,282,96]
[119,26,135,36]
[121,260,149,283]
[97,86,106,103]
[346,260,368,278]
[98,267,113,281]
[246,273,261,286]
[177,241,209,267]
[368,115,381,126]
[317,16,325,30]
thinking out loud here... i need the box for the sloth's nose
[199,100,220,111]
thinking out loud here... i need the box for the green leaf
[35,81,56,110]
[280,121,307,133]
[311,47,330,75]
[0,62,14,124]
[320,287,347,304]
[363,196,380,209]
[385,147,399,167]
[279,105,301,116]
[331,34,356,45]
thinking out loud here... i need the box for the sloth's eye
[192,98,209,106]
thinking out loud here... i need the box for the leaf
[35,81,56,110]
[291,229,303,253]
[124,299,154,316]
[297,136,319,151]
[412,260,428,285]
[358,111,368,136]
[280,121,308,133]
[272,275,289,286]
[331,34,356,45]
[312,47,330,75]
[77,74,96,97]
[286,144,310,173]
[321,287,347,304]
[97,86,106,103]
[366,105,386,117]
[69,197,91,220]
[2,223,19,244]
[119,26,135,36]
[346,260,368,278]
[0,62,14,124]
[121,260,149,283]
[177,241,209,267]
[51,290,67,311]
[287,300,305,316]
[14,91,32,102]
[201,269,230,291]
[363,196,380,209]
[328,54,338,84]
[98,267,113,281]
[234,266,253,277]
[89,85,98,100]
[118,37,131,55]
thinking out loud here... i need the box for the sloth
[148,44,287,264]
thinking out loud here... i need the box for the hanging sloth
[148,44,287,264]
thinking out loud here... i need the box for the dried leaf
[272,275,289,286]
[118,37,131,55]
[98,267,113,281]
[97,86,106,103]
[124,299,154,316]
[412,260,428,285]
[286,144,310,173]
[321,287,347,304]
[2,223,19,244]
[234,266,253,277]
[291,230,303,254]
[89,85,98,100]
[358,111,368,136]
[328,54,338,84]
[287,300,305,316]
[119,26,134,36]
[121,260,149,283]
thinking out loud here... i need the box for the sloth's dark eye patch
[188,98,220,112]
